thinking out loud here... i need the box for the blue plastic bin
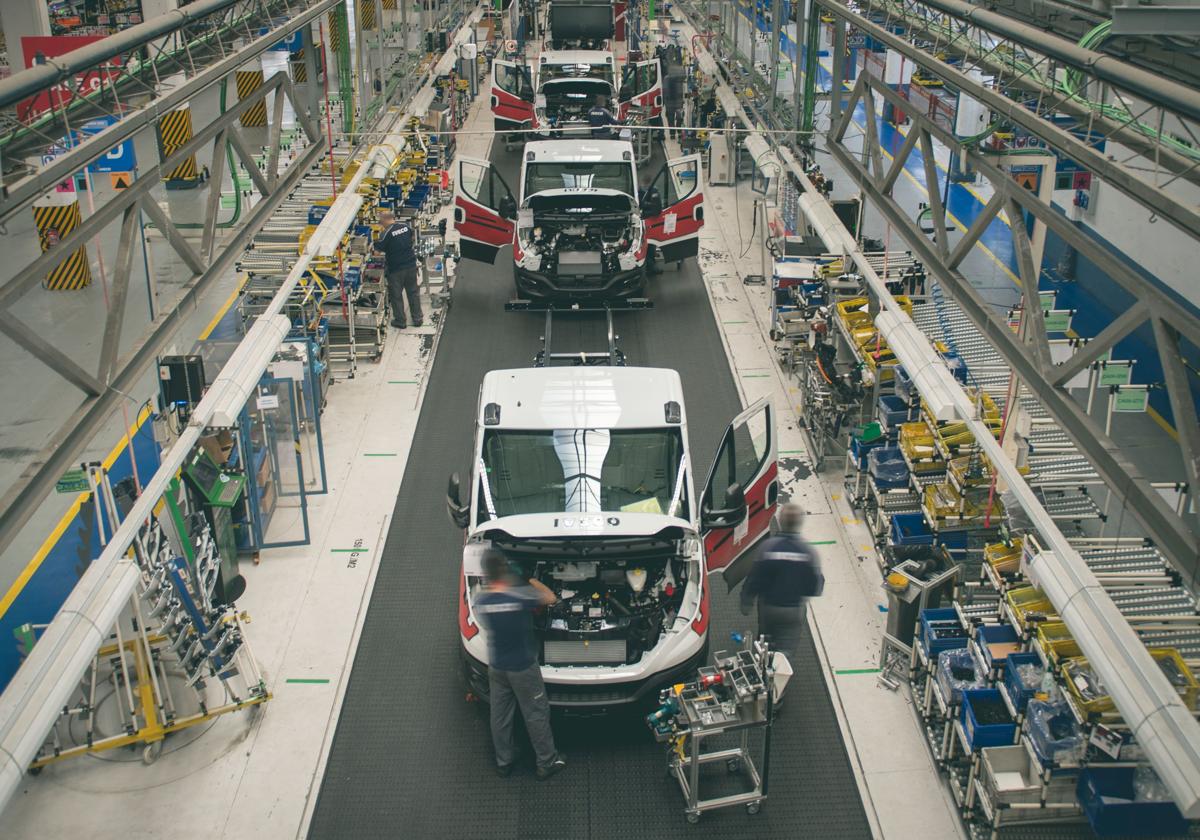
[1078,767,1189,837]
[976,624,1021,670]
[868,447,908,484]
[936,530,969,551]
[961,689,1017,751]
[1003,652,1043,711]
[891,513,933,546]
[850,435,886,468]
[877,394,919,429]
[917,607,968,659]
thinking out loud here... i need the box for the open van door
[616,59,663,121]
[454,157,516,264]
[700,398,778,578]
[491,60,535,129]
[642,153,704,262]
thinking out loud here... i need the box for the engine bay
[525,215,634,277]
[540,80,612,124]
[528,557,689,665]
[520,194,640,279]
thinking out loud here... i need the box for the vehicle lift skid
[504,298,653,366]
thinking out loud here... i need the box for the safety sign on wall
[80,116,137,173]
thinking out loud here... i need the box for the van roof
[479,366,687,430]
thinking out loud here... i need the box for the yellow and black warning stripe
[158,108,198,181]
[327,11,346,52]
[33,201,92,290]
[382,0,396,9]
[357,0,377,31]
[291,48,308,83]
[236,70,268,127]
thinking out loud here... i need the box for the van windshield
[523,162,635,198]
[479,428,688,521]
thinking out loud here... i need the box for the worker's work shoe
[495,763,513,778]
[535,755,567,781]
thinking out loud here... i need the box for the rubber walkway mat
[308,144,872,839]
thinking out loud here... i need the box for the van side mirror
[498,194,517,220]
[701,482,747,530]
[641,186,663,217]
[447,472,470,529]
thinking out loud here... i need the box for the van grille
[544,640,626,665]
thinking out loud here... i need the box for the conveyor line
[306,143,873,839]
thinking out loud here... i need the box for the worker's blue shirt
[588,105,617,137]
[475,584,543,671]
[740,533,824,610]
[374,220,417,270]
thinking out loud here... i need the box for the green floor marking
[833,668,881,676]
[286,678,331,684]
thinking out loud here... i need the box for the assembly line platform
[306,143,872,839]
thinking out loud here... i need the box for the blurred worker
[373,208,422,329]
[739,503,824,698]
[475,549,567,781]
[588,94,621,139]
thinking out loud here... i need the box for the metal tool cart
[647,638,783,823]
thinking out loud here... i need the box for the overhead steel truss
[824,65,1200,576]
[822,0,1200,243]
[0,18,331,560]
[0,0,341,222]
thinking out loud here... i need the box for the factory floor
[1,68,965,840]
[2,16,1191,840]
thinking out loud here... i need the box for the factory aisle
[304,105,881,835]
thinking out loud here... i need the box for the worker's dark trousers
[386,265,422,326]
[489,664,557,769]
[757,601,806,700]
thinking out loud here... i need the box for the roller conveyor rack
[1031,488,1103,524]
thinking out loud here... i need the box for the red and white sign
[19,36,125,122]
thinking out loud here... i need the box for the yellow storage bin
[985,539,1023,574]
[1037,622,1081,663]
[1006,586,1057,624]
[1062,649,1198,715]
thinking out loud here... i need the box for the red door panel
[703,461,778,572]
[644,192,704,243]
[492,87,535,126]
[700,398,778,575]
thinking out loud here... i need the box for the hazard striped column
[236,67,268,127]
[290,48,308,83]
[357,0,377,31]
[33,196,92,290]
[382,0,395,8]
[328,10,345,52]
[158,105,199,182]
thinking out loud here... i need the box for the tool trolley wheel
[686,812,700,825]
[746,801,761,815]
[143,741,163,765]
[726,758,741,774]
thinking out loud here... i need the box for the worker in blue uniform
[373,208,422,329]
[587,94,621,139]
[739,503,824,703]
[474,549,568,781]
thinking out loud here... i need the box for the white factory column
[0,0,51,59]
